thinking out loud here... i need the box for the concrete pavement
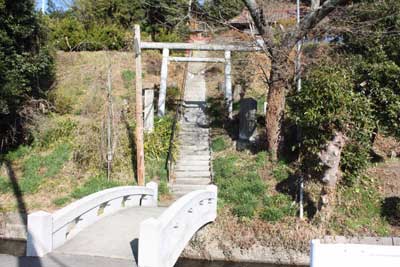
[1,206,166,267]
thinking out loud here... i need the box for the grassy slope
[201,32,398,251]
[0,51,184,212]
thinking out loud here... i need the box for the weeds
[32,117,77,148]
[0,176,12,193]
[70,174,121,199]
[121,69,135,89]
[214,154,266,219]
[331,176,390,235]
[159,179,169,196]
[19,143,71,193]
[272,161,291,182]
[144,116,176,161]
[3,146,31,161]
[146,158,167,181]
[53,196,71,207]
[261,194,297,222]
[211,137,227,152]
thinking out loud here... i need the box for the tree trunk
[265,53,290,160]
[317,131,347,222]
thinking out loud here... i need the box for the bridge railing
[310,239,400,267]
[139,185,217,267]
[27,182,158,257]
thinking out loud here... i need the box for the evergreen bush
[289,65,374,185]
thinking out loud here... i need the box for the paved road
[1,206,166,267]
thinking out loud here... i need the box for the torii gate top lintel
[140,41,262,52]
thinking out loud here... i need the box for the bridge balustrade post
[224,50,232,119]
[146,181,158,207]
[27,211,53,257]
[158,48,170,116]
[138,218,162,267]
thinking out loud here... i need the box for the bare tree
[243,0,350,160]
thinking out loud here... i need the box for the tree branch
[287,0,351,47]
[243,0,266,35]
[242,0,275,56]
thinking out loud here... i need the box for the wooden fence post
[224,50,232,119]
[134,25,145,186]
[158,48,169,116]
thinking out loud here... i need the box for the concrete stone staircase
[169,49,212,197]
[170,103,212,197]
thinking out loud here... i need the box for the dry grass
[0,50,186,212]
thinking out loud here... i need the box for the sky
[35,0,204,12]
[35,0,70,12]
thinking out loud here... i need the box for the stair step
[179,128,210,135]
[175,165,210,171]
[178,155,210,161]
[179,152,210,158]
[175,171,211,177]
[179,134,209,140]
[179,135,209,140]
[176,161,210,167]
[180,145,209,150]
[181,124,209,129]
[174,178,211,185]
[170,184,209,193]
[180,150,210,155]
[179,141,209,147]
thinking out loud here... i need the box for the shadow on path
[130,238,139,265]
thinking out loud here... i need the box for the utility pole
[296,0,304,220]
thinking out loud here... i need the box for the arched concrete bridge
[23,182,217,267]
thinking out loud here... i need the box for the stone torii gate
[133,25,261,185]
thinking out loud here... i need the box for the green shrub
[0,1,54,149]
[289,65,374,184]
[0,176,12,193]
[144,116,175,161]
[154,28,184,43]
[146,158,167,181]
[49,16,86,51]
[351,58,400,138]
[71,175,120,199]
[49,16,128,51]
[86,24,127,50]
[211,137,227,152]
[261,194,296,222]
[158,179,169,196]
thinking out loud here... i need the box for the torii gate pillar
[158,48,169,116]
[224,50,233,119]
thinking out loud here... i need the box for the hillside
[0,51,185,212]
